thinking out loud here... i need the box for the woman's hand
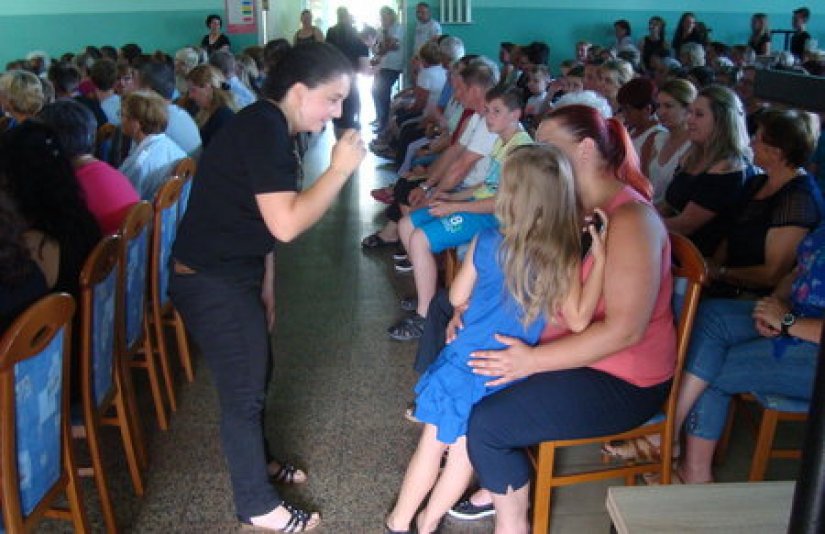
[445,303,468,344]
[468,334,535,387]
[428,201,455,217]
[752,296,790,333]
[330,129,366,177]
[585,208,609,262]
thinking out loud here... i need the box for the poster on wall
[226,0,257,34]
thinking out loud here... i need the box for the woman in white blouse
[119,90,186,201]
[642,79,697,204]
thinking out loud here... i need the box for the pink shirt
[75,160,140,235]
[541,186,676,387]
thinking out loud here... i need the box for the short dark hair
[209,50,236,78]
[206,14,222,28]
[757,108,818,167]
[100,45,118,60]
[120,43,142,64]
[139,61,176,99]
[37,100,97,158]
[261,42,353,102]
[524,41,550,66]
[263,38,292,73]
[90,58,118,91]
[485,85,523,111]
[794,7,810,21]
[614,19,631,35]
[47,62,81,95]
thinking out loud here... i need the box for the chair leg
[118,354,149,470]
[532,443,555,534]
[136,322,169,430]
[114,386,145,496]
[749,409,780,481]
[173,309,194,383]
[82,419,119,534]
[151,312,177,412]
[63,429,90,534]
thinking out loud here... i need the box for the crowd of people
[1,3,824,534]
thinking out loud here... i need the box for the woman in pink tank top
[456,105,675,533]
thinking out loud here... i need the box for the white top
[414,19,442,54]
[632,123,666,157]
[165,103,202,157]
[99,93,121,125]
[379,23,405,71]
[647,129,691,204]
[119,133,186,201]
[416,65,448,115]
[229,75,256,109]
[458,113,499,187]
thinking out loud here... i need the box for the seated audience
[90,58,121,125]
[643,79,697,203]
[706,109,824,294]
[522,65,550,131]
[672,12,705,53]
[679,42,706,68]
[119,90,186,201]
[38,100,140,234]
[596,58,634,114]
[48,61,108,127]
[138,61,202,157]
[660,85,750,256]
[612,19,635,53]
[174,47,200,97]
[0,70,45,128]
[640,16,668,73]
[617,77,665,156]
[186,65,237,148]
[209,50,256,109]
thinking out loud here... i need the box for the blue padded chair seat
[752,393,810,414]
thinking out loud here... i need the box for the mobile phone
[581,211,604,258]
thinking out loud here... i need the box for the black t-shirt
[202,33,231,55]
[0,261,48,334]
[642,37,667,71]
[790,31,811,60]
[75,95,108,128]
[726,173,824,267]
[326,24,369,68]
[665,167,746,256]
[200,105,235,148]
[748,33,771,55]
[173,101,298,278]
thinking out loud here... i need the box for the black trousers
[169,269,282,519]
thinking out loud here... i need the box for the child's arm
[448,236,479,307]
[561,210,608,333]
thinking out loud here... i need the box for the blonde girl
[385,144,608,534]
[185,64,236,147]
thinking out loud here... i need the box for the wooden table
[606,481,795,533]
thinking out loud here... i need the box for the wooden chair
[0,294,89,533]
[74,234,145,534]
[118,201,171,432]
[718,393,808,481]
[530,233,707,534]
[172,157,196,226]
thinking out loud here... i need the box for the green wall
[0,0,258,67]
[416,0,824,73]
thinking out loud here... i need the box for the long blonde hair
[186,64,236,126]
[682,84,749,173]
[496,144,581,325]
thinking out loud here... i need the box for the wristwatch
[780,312,797,336]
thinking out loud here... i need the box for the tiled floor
[36,82,803,533]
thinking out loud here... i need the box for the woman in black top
[661,85,750,256]
[671,12,704,55]
[748,13,772,56]
[708,108,824,294]
[185,64,236,147]
[202,14,231,56]
[640,16,668,73]
[170,43,364,533]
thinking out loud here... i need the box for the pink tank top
[541,185,676,387]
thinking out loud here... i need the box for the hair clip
[220,81,231,90]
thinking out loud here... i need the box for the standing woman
[185,64,237,147]
[294,10,325,46]
[371,6,405,132]
[748,13,772,56]
[671,12,703,55]
[201,14,231,56]
[170,43,365,532]
[640,16,668,73]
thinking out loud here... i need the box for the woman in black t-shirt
[170,43,364,533]
[661,85,750,256]
[202,14,231,56]
[707,108,824,294]
[748,13,772,56]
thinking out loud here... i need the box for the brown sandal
[601,437,661,464]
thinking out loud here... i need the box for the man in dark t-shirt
[790,7,812,62]
[325,7,369,134]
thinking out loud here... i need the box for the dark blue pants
[372,68,400,130]
[467,368,670,493]
[169,269,281,519]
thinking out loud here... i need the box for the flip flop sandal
[239,502,319,532]
[270,462,306,485]
[362,233,400,248]
[601,437,661,465]
[388,314,425,341]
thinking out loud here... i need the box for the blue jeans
[684,298,818,440]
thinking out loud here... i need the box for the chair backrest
[117,201,153,355]
[662,232,707,442]
[79,235,121,409]
[151,178,184,311]
[172,157,196,225]
[0,294,75,525]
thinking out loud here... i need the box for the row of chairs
[0,158,196,533]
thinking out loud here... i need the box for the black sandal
[239,502,319,533]
[270,462,305,484]
[362,232,400,248]
[387,314,425,341]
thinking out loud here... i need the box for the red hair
[545,104,653,201]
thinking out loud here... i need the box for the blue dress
[414,228,547,443]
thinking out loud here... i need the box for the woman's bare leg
[491,484,530,534]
